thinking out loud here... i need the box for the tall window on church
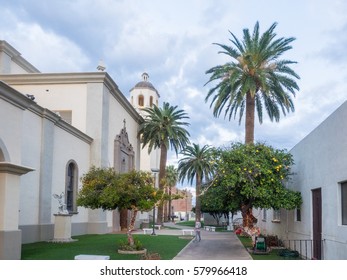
[138,95,144,107]
[342,182,347,225]
[150,96,153,107]
[66,161,78,213]
[0,149,4,161]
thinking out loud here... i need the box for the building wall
[0,81,93,243]
[0,42,160,252]
[257,100,347,259]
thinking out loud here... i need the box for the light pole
[151,168,159,236]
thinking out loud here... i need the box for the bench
[181,229,195,235]
[143,228,153,234]
[154,224,161,230]
[75,254,110,260]
[204,226,216,231]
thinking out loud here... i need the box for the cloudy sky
[1,0,347,178]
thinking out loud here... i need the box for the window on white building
[295,208,301,222]
[342,182,347,225]
[0,148,4,161]
[138,95,144,107]
[262,209,267,221]
[272,209,281,222]
[66,160,78,213]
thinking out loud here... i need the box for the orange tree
[211,142,302,228]
[200,181,239,226]
[77,167,161,247]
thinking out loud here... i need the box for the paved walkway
[134,222,252,260]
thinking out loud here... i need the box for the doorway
[312,188,322,259]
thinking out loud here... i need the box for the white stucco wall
[257,100,347,259]
[8,83,88,132]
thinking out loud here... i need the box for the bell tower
[130,72,160,115]
[129,72,160,173]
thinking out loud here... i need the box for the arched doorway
[0,140,34,259]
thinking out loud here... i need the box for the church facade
[0,40,160,259]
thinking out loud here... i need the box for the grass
[237,235,301,260]
[21,233,191,260]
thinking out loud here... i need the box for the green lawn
[21,233,191,260]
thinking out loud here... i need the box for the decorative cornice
[0,162,34,175]
[0,40,40,73]
[0,81,93,144]
[0,72,143,123]
[0,80,31,110]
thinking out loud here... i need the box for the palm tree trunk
[168,186,172,221]
[244,92,255,228]
[195,174,202,222]
[157,144,168,224]
[163,187,168,222]
[245,91,255,144]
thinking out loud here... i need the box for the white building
[256,101,347,260]
[0,40,160,259]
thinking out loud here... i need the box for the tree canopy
[138,102,190,224]
[211,142,302,226]
[178,143,215,221]
[77,167,161,246]
[205,21,300,143]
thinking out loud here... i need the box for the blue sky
[1,1,347,190]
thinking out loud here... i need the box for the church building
[0,40,160,259]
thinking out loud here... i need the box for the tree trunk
[243,92,256,227]
[241,203,257,228]
[157,144,167,225]
[163,187,168,222]
[245,91,255,144]
[195,174,202,222]
[168,186,172,222]
[127,208,138,246]
[120,208,128,231]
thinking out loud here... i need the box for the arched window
[0,149,4,162]
[138,95,144,107]
[0,138,10,162]
[150,96,154,107]
[65,161,78,213]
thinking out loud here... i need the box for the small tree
[200,182,239,226]
[212,142,302,228]
[164,165,179,222]
[138,102,190,224]
[77,167,160,247]
[178,143,215,222]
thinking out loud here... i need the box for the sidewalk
[160,222,252,260]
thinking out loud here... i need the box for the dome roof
[131,72,159,95]
[134,80,157,91]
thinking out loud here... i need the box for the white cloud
[0,11,90,72]
[1,0,347,155]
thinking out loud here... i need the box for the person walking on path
[194,220,201,242]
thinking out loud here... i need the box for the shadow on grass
[22,233,191,260]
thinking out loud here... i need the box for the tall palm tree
[178,143,215,222]
[139,102,190,224]
[205,21,300,144]
[164,165,178,222]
